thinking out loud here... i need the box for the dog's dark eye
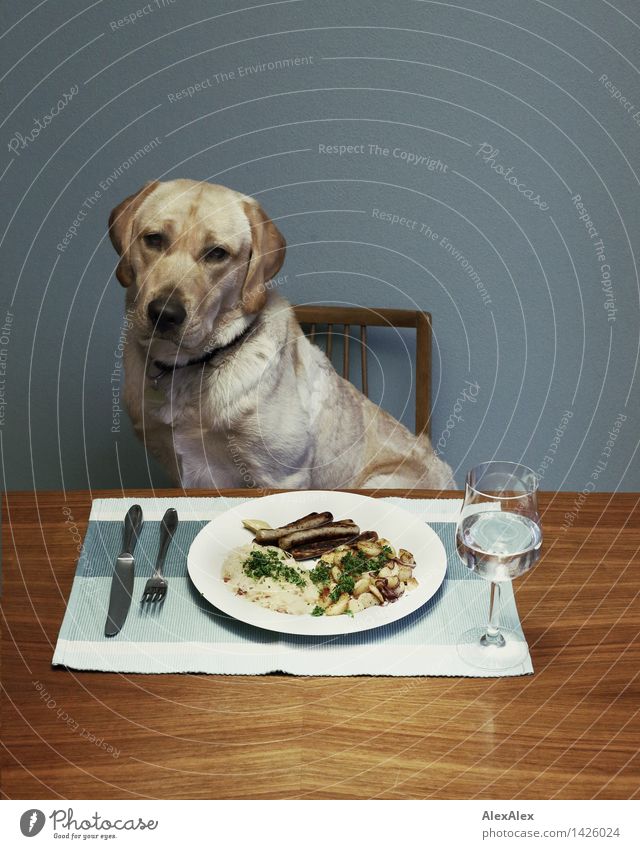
[144,232,165,250]
[202,245,228,262]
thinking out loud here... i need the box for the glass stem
[482,582,506,648]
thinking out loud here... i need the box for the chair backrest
[292,305,432,437]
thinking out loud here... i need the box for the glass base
[456,626,528,671]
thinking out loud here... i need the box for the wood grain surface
[2,489,639,800]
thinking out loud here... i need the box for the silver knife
[105,504,143,637]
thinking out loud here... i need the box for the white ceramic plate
[187,491,447,636]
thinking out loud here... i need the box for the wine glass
[456,461,542,670]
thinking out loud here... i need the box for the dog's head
[108,179,285,361]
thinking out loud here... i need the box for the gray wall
[1,0,638,492]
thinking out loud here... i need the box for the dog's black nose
[147,297,187,332]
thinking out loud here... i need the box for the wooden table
[2,489,639,800]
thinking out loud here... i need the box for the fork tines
[141,580,167,604]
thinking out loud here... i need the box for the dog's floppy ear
[108,180,159,287]
[240,200,286,313]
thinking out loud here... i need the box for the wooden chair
[292,305,432,437]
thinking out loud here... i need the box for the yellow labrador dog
[109,179,454,489]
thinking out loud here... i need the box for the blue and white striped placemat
[52,497,533,677]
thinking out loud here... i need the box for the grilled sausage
[254,511,333,544]
[354,530,378,543]
[282,511,333,529]
[288,534,361,560]
[279,523,360,551]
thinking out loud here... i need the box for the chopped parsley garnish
[329,574,355,603]
[311,605,325,617]
[339,545,393,579]
[242,548,306,588]
[309,563,331,585]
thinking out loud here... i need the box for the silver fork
[141,508,178,603]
